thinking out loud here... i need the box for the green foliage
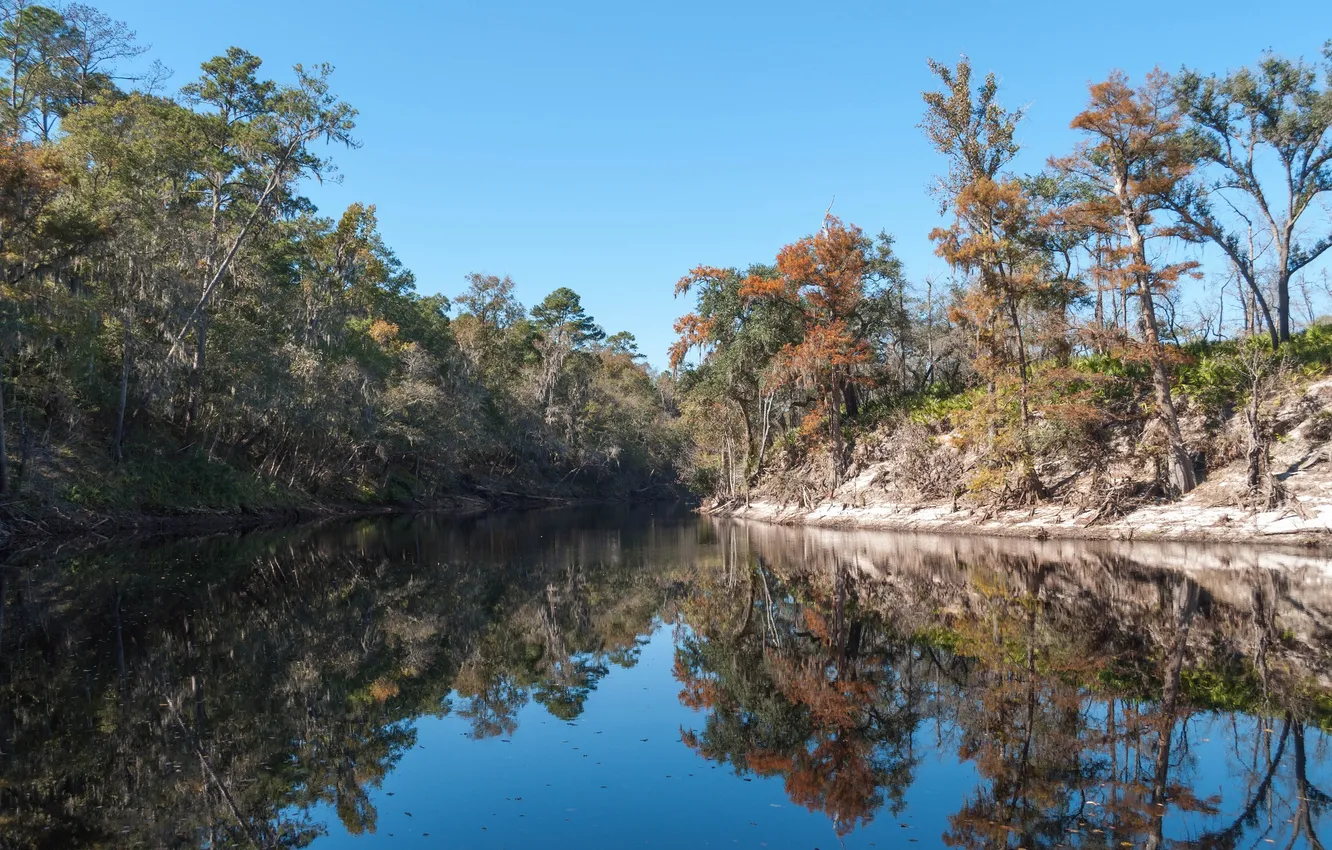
[1180,667,1262,712]
[0,8,680,516]
[1175,340,1245,411]
[912,624,963,653]
[904,384,985,427]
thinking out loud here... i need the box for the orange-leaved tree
[922,57,1059,502]
[738,216,880,482]
[1056,70,1199,496]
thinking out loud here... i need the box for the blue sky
[98,0,1330,368]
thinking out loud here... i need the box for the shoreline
[0,493,496,560]
[706,496,1332,548]
[0,488,686,560]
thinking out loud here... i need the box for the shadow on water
[0,506,1328,848]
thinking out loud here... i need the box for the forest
[671,49,1332,520]
[0,0,1330,538]
[0,0,680,535]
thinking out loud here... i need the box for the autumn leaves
[669,54,1297,501]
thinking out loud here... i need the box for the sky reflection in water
[2,507,1328,848]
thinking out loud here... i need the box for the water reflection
[687,521,1331,849]
[0,509,1327,848]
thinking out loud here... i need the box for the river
[1,506,1328,848]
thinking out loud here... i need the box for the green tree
[1174,43,1332,346]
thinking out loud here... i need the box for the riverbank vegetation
[672,49,1332,521]
[1,1,1330,541]
[0,1,680,537]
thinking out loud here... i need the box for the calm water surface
[2,507,1329,848]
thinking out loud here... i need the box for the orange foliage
[668,312,715,368]
[674,265,732,297]
[367,319,400,348]
[367,677,399,702]
[738,217,874,438]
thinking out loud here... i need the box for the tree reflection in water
[677,520,1331,848]
[0,508,695,847]
[0,510,1327,848]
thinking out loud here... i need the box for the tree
[671,264,799,492]
[0,1,76,140]
[1174,43,1332,346]
[60,3,150,108]
[171,48,357,430]
[920,56,1022,200]
[602,330,641,359]
[0,134,69,492]
[739,217,903,482]
[457,272,523,329]
[530,286,603,420]
[530,286,604,348]
[60,92,198,459]
[1058,70,1199,496]
[922,57,1064,500]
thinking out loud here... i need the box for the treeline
[672,49,1332,506]
[0,1,679,516]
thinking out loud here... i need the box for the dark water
[1,507,1330,849]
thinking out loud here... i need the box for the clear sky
[97,0,1330,368]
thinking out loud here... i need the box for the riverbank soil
[712,377,1332,545]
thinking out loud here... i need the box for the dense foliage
[672,50,1332,506]
[0,1,679,518]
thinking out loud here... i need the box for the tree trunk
[184,312,207,434]
[1006,292,1031,428]
[1241,227,1280,348]
[112,315,132,461]
[829,391,843,487]
[0,353,8,497]
[1277,269,1291,343]
[1124,219,1195,496]
[733,395,755,476]
[1245,394,1264,494]
[841,380,859,420]
[1147,581,1199,850]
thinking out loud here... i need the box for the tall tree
[530,286,604,349]
[0,1,75,140]
[922,56,1051,498]
[172,48,356,429]
[1058,70,1199,496]
[1174,43,1332,346]
[530,286,603,417]
[60,3,150,108]
[60,92,198,459]
[739,217,895,481]
[671,263,799,485]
